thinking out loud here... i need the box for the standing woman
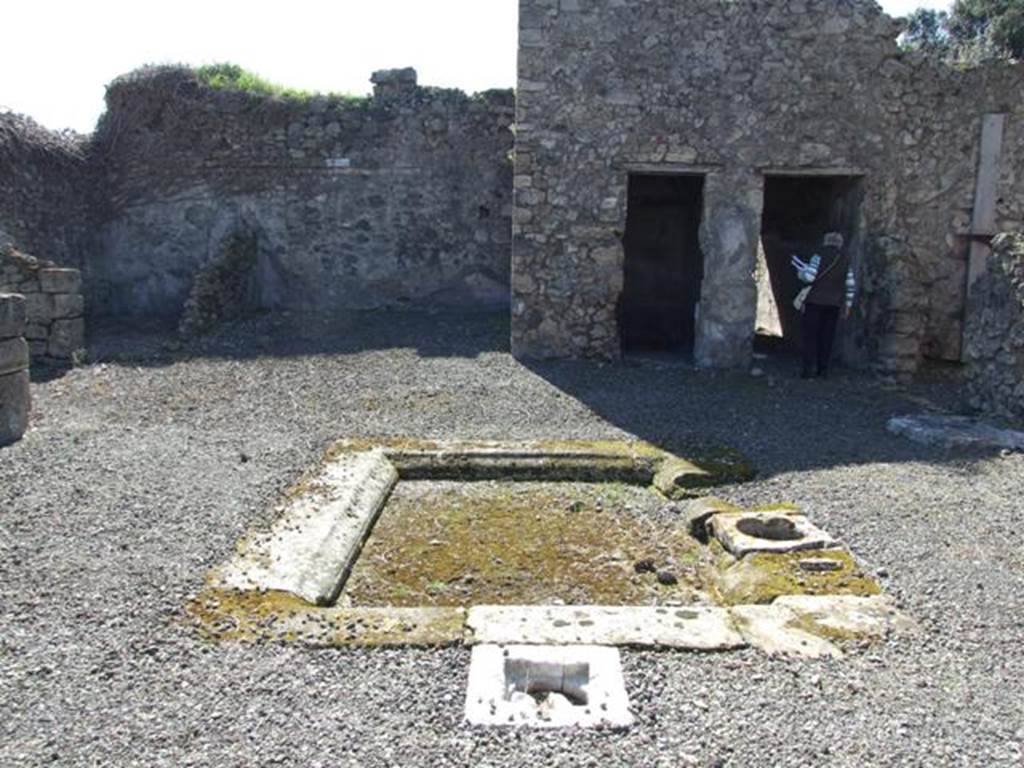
[790,232,856,379]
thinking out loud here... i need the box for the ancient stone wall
[964,233,1024,422]
[89,67,514,321]
[512,0,1024,373]
[0,247,85,362]
[0,112,91,269]
[0,293,30,446]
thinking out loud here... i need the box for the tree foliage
[901,0,1024,61]
[902,9,952,53]
[949,0,1024,59]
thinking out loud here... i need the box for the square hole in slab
[342,480,710,607]
[465,645,633,728]
[504,658,590,707]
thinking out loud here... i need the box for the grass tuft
[195,63,368,105]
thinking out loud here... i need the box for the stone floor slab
[466,605,746,650]
[887,413,1024,451]
[186,597,465,647]
[773,594,916,640]
[730,604,843,659]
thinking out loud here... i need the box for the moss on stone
[184,588,466,647]
[343,480,708,607]
[710,548,882,606]
[784,612,871,644]
[683,445,758,485]
[749,502,801,514]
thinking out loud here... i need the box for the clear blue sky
[1,0,950,134]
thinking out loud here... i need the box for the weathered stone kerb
[0,293,30,446]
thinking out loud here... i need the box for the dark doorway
[757,175,863,353]
[618,174,705,354]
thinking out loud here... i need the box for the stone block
[681,496,764,540]
[50,293,85,319]
[887,413,1024,451]
[652,458,715,499]
[39,268,82,294]
[709,512,837,556]
[47,317,85,360]
[0,338,29,376]
[27,340,48,358]
[370,67,417,86]
[23,293,50,324]
[0,294,26,338]
[773,595,916,640]
[878,334,920,359]
[0,369,30,446]
[23,323,47,341]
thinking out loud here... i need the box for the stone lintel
[621,162,723,176]
[758,166,866,177]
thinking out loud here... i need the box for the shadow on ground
[523,351,988,477]
[70,309,994,477]
[84,309,511,365]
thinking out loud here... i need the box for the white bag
[793,285,812,312]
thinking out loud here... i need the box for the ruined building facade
[1,68,515,327]
[511,0,1024,376]
[1,0,1023,387]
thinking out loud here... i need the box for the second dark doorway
[618,174,705,354]
[758,175,863,353]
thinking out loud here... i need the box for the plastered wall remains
[88,67,514,319]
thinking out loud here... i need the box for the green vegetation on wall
[195,63,368,104]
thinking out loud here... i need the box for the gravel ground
[2,310,1022,767]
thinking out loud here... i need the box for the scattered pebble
[2,312,1020,766]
